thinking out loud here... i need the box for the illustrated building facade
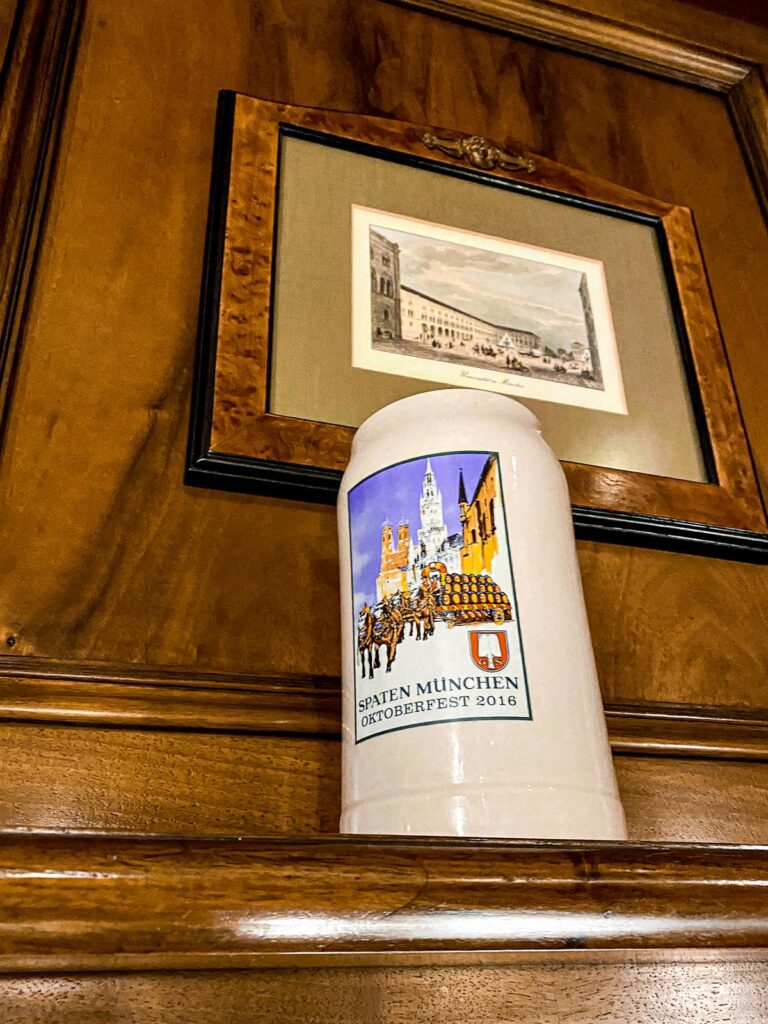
[409,459,462,587]
[369,231,540,351]
[399,285,539,352]
[368,230,605,375]
[459,455,500,576]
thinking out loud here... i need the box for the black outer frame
[186,91,768,564]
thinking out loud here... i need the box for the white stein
[337,388,627,840]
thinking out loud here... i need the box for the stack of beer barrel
[438,571,512,624]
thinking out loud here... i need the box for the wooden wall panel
[579,543,768,707]
[2,959,768,1023]
[0,0,15,61]
[0,5,765,1013]
[0,0,766,708]
[0,722,765,844]
[615,755,768,844]
[0,724,342,837]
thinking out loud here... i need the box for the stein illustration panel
[348,450,531,743]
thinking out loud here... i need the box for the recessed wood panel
[0,723,765,844]
[0,0,766,708]
[2,960,768,1024]
[0,724,341,837]
[579,541,768,707]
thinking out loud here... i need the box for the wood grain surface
[395,0,768,69]
[1,833,767,971]
[615,756,768,844]
[728,67,768,225]
[0,0,82,440]
[2,959,768,1024]
[0,0,16,61]
[0,722,765,844]
[0,0,766,714]
[0,724,342,837]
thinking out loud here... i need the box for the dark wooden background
[1,0,768,1017]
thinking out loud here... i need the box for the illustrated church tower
[376,519,410,600]
[369,230,402,339]
[417,460,449,565]
[579,273,601,383]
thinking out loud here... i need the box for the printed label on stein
[348,450,531,743]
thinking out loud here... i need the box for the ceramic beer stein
[337,388,627,840]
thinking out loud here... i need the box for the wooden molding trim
[1,834,767,971]
[0,657,342,736]
[0,0,83,444]
[728,67,768,221]
[392,0,752,90]
[606,701,768,761]
[394,1,768,227]
[1,656,768,761]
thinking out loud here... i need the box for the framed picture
[186,91,768,561]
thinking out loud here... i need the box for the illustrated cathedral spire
[418,459,448,566]
[458,467,468,506]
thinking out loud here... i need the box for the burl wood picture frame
[186,90,768,562]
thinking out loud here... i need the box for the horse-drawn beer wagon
[358,561,512,678]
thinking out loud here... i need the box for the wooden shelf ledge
[1,834,767,972]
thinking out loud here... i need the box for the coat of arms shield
[469,630,510,671]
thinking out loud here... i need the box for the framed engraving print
[351,206,627,415]
[186,91,768,561]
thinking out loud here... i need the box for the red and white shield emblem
[469,630,510,671]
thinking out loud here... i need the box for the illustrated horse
[373,597,404,672]
[399,589,436,643]
[357,599,404,678]
[357,604,376,679]
[395,590,429,641]
[415,584,437,640]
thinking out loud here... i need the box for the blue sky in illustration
[375,224,588,352]
[348,451,491,614]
